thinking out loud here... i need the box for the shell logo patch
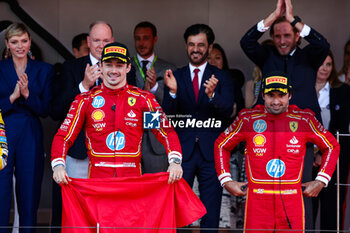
[253,134,266,147]
[128,97,136,106]
[289,121,298,132]
[92,110,105,122]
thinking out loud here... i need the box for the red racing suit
[0,111,8,170]
[51,84,182,178]
[214,105,339,232]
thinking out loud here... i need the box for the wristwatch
[170,157,181,165]
[290,16,301,27]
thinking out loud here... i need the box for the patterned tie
[193,68,200,102]
[142,60,149,77]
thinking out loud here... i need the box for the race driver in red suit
[51,42,183,184]
[214,71,340,233]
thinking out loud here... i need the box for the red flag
[61,172,206,233]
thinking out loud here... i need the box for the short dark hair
[134,21,157,37]
[184,24,215,45]
[72,33,88,50]
[269,16,298,37]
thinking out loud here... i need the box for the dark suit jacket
[329,84,350,164]
[240,25,330,120]
[132,56,176,106]
[131,56,176,173]
[51,56,91,159]
[162,63,234,162]
[316,83,350,232]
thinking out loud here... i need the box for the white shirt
[189,62,208,91]
[318,82,330,130]
[257,19,311,38]
[136,53,158,93]
[89,53,99,66]
[318,82,330,108]
[169,62,208,99]
[137,53,155,70]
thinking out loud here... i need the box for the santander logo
[289,136,298,144]
[127,110,136,118]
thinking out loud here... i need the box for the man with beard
[131,21,176,174]
[240,0,329,229]
[163,24,234,233]
[214,72,339,233]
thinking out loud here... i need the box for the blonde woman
[0,23,52,233]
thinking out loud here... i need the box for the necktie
[193,68,200,102]
[96,62,103,86]
[142,60,149,77]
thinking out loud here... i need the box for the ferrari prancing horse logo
[128,97,136,106]
[289,121,298,132]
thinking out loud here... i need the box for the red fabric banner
[61,172,206,233]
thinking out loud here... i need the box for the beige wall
[1,0,349,78]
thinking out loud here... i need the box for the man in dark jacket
[163,24,234,233]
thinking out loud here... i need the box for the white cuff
[79,82,89,93]
[218,172,231,181]
[220,177,233,187]
[315,171,331,187]
[257,20,269,32]
[218,172,232,187]
[169,92,176,99]
[299,24,311,38]
[150,82,159,94]
[51,158,66,171]
[209,92,215,102]
[168,151,182,163]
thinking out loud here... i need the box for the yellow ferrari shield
[289,121,298,132]
[128,97,136,106]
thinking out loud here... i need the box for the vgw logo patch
[143,111,161,129]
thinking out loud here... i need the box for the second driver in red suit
[51,42,183,184]
[214,71,340,233]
